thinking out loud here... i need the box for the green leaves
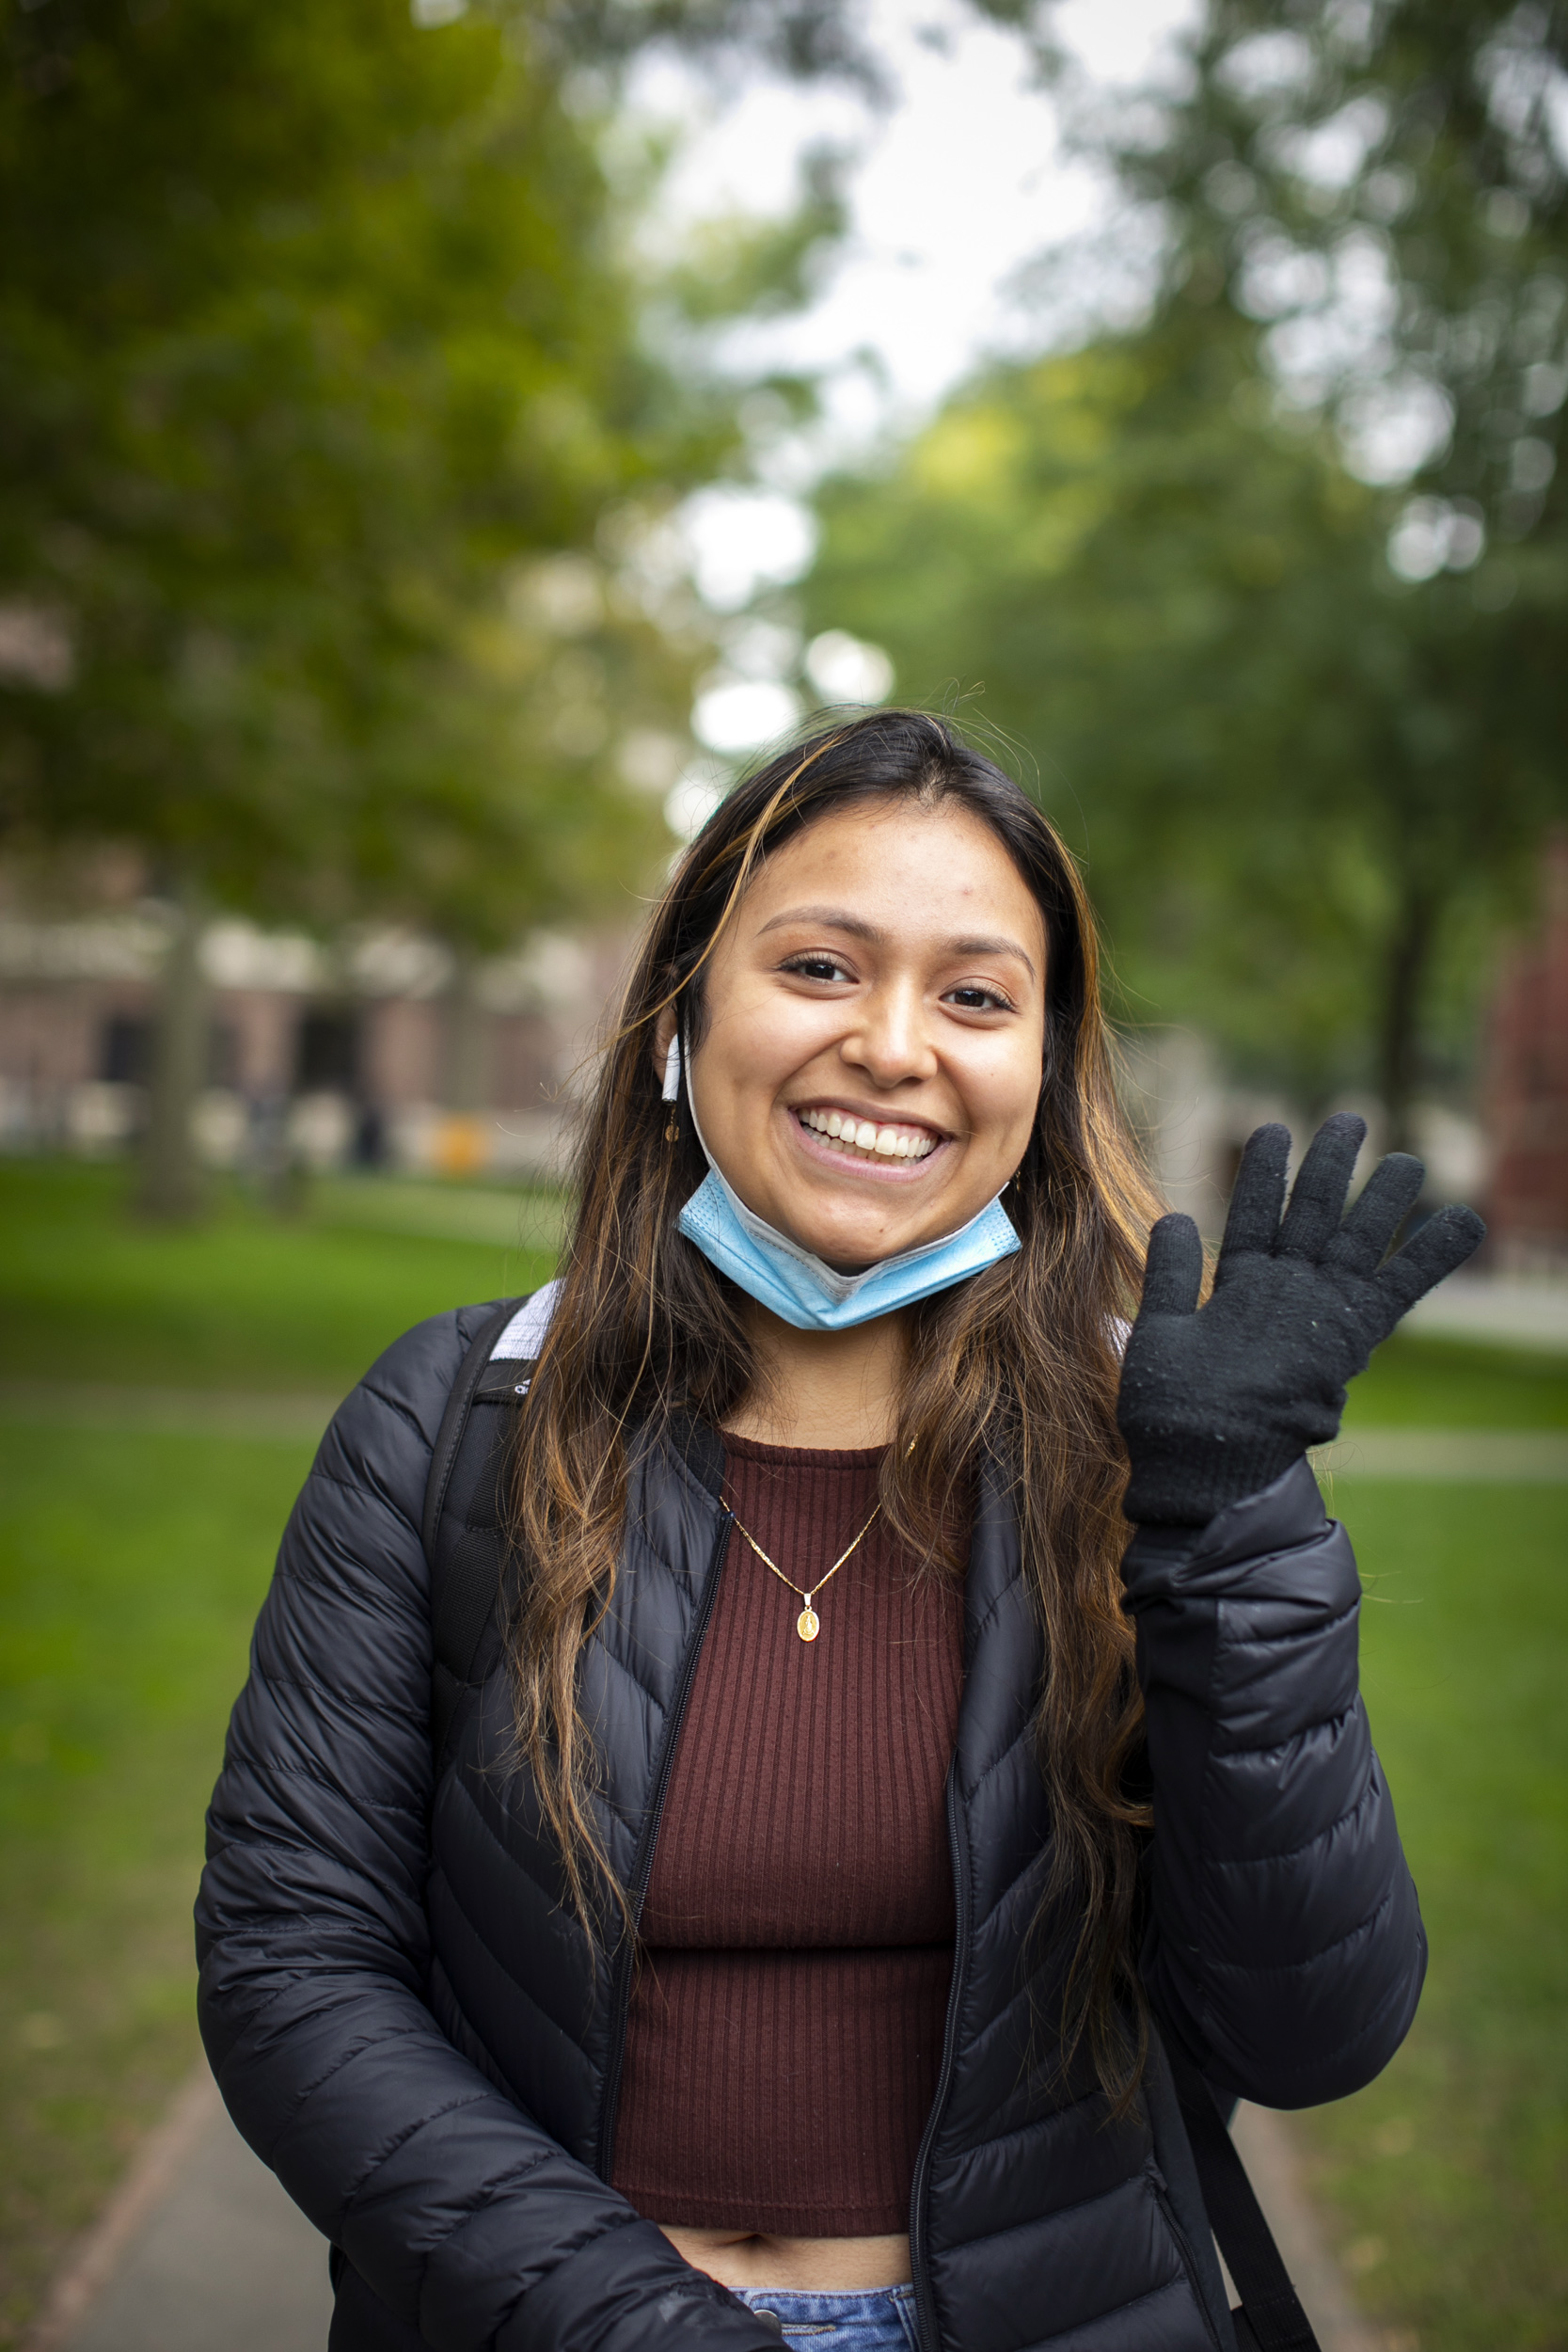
[0,0,713,942]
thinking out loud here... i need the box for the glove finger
[1322,1152,1425,1278]
[1276,1112,1367,1261]
[1218,1123,1291,1263]
[1138,1214,1204,1319]
[1370,1203,1487,1329]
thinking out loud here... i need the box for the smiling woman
[675,800,1046,1263]
[658,796,1050,1418]
[197,711,1483,2352]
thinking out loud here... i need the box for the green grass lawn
[1346,1331,1568,1430]
[1293,1480,1568,2352]
[0,1158,554,1393]
[0,1157,1564,2349]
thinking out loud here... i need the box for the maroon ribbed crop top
[609,1437,965,2237]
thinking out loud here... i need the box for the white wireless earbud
[661,1032,682,1104]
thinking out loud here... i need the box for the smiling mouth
[795,1105,945,1164]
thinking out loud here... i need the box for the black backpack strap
[1164,2036,1323,2352]
[423,1296,531,1766]
[422,1297,528,1563]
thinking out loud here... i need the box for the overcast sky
[633,0,1202,433]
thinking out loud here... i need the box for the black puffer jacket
[197,1302,1425,2352]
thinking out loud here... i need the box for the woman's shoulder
[319,1294,546,1485]
[299,1287,562,1561]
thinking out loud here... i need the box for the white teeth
[798,1108,939,1163]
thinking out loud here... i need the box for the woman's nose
[840,985,938,1086]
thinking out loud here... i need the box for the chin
[768,1170,959,1266]
[801,1216,927,1268]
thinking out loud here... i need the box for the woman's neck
[722,1304,909,1450]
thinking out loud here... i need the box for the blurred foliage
[1104,0,1568,543]
[805,0,1568,1126]
[544,0,882,89]
[543,0,1047,93]
[0,0,861,949]
[657,147,848,329]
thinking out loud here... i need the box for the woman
[198,711,1481,2352]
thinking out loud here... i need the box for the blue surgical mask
[668,1031,1022,1332]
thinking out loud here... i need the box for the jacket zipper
[594,1501,733,2180]
[908,1767,969,2352]
[1149,2171,1227,2352]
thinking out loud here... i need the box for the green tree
[1090,0,1568,554]
[803,0,1568,1143]
[0,1,662,1205]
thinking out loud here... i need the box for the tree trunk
[137,882,210,1221]
[1377,882,1435,1160]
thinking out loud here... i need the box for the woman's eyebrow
[949,933,1037,978]
[756,903,880,943]
[756,905,1037,979]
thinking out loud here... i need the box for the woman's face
[672,797,1048,1274]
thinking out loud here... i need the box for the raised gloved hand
[1117,1113,1485,1529]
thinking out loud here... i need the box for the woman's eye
[784,954,851,984]
[947,984,1013,1013]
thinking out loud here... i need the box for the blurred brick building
[0,897,625,1178]
[1483,835,1568,1269]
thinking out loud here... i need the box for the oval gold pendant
[797,1607,820,1642]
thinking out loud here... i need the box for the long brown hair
[510,710,1164,2099]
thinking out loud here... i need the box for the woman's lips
[789,1104,950,1180]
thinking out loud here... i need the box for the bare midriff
[659,2226,912,2292]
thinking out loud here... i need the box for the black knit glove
[1117,1113,1485,1529]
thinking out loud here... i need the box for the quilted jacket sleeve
[1122,1456,1426,2109]
[195,1306,774,2352]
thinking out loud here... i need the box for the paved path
[1231,2106,1380,2352]
[319,1176,568,1255]
[32,2071,331,2352]
[1315,1427,1568,1479]
[0,1382,338,1440]
[36,2069,1372,2352]
[64,2111,333,2352]
[1405,1270,1568,1352]
[8,1384,1568,1486]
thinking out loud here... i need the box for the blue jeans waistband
[733,2284,919,2350]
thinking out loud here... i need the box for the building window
[101,1015,150,1085]
[295,1010,359,1094]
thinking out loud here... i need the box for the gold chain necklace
[725,1499,882,1643]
